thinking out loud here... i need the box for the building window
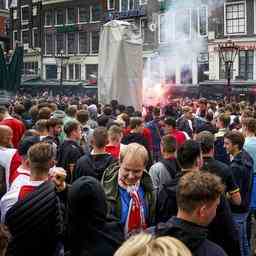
[56,9,65,25]
[175,8,191,40]
[86,64,98,80]
[75,64,81,80]
[159,14,167,43]
[120,0,139,11]
[33,29,39,48]
[46,64,57,79]
[141,18,150,44]
[107,0,115,10]
[67,32,77,54]
[79,7,90,23]
[45,33,54,55]
[67,8,77,24]
[21,6,29,22]
[21,30,29,44]
[69,64,74,80]
[13,31,18,47]
[33,6,37,16]
[91,31,99,54]
[13,9,17,19]
[181,64,192,84]
[198,6,208,36]
[23,62,38,75]
[91,6,101,22]
[45,10,53,26]
[226,3,245,34]
[62,65,67,80]
[79,32,89,54]
[56,33,65,54]
[239,50,253,80]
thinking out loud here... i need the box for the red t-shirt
[105,144,120,160]
[170,129,186,147]
[0,117,26,148]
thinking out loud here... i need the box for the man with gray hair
[102,142,155,238]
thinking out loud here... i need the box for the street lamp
[56,49,69,95]
[218,40,239,100]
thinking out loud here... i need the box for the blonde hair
[120,143,148,166]
[114,233,192,256]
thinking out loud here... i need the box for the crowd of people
[0,94,255,256]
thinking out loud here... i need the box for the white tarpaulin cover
[98,20,143,111]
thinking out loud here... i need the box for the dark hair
[64,121,80,137]
[161,135,177,154]
[103,106,112,116]
[77,110,89,124]
[34,119,48,132]
[196,131,214,154]
[243,118,256,134]
[164,117,176,128]
[130,117,143,129]
[92,127,108,148]
[38,107,52,120]
[224,131,245,150]
[66,105,77,117]
[177,171,225,214]
[46,118,63,130]
[218,114,230,128]
[177,140,201,169]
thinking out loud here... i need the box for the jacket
[230,149,254,213]
[214,129,230,165]
[176,117,194,138]
[5,181,64,256]
[157,217,227,256]
[57,139,84,183]
[73,152,116,182]
[68,176,124,256]
[101,164,156,226]
[156,172,241,256]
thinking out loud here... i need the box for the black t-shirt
[201,156,239,194]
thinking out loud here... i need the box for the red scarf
[124,186,147,238]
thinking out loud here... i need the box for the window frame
[224,1,247,36]
[239,50,254,80]
[197,5,208,37]
[21,5,29,24]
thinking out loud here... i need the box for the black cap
[18,136,40,156]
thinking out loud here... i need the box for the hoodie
[68,176,124,256]
[73,152,116,182]
[230,149,254,213]
[157,217,227,256]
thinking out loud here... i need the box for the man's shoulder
[197,239,227,256]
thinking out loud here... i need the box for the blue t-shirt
[119,186,148,225]
[244,137,256,174]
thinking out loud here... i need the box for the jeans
[232,212,250,256]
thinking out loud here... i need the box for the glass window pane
[79,7,90,23]
[91,31,99,53]
[67,8,76,24]
[56,9,64,25]
[79,32,89,54]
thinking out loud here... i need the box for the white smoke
[143,0,224,106]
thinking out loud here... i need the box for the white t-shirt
[0,180,44,223]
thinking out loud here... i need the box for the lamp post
[218,40,239,101]
[56,49,69,95]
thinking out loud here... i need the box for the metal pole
[226,61,232,102]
